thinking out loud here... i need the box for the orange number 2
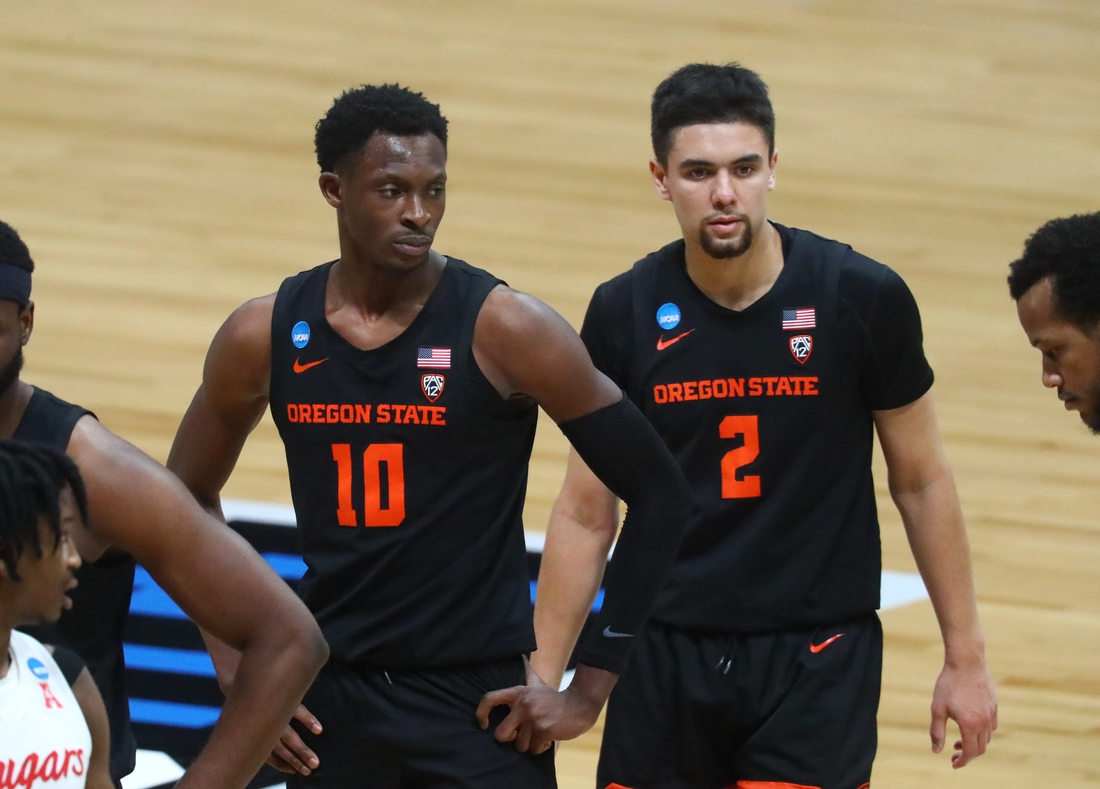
[719,415,761,499]
[331,443,406,527]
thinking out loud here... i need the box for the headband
[0,262,31,306]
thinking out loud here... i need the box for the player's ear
[19,301,34,346]
[319,172,343,209]
[767,149,778,191]
[650,158,672,202]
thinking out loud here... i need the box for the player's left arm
[472,285,692,754]
[69,666,114,789]
[874,391,997,768]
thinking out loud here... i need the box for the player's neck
[683,220,783,312]
[330,250,446,314]
[0,379,33,439]
[324,251,447,351]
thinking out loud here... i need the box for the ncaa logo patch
[27,657,49,681]
[655,303,681,330]
[421,373,445,403]
[789,334,813,364]
[292,321,311,349]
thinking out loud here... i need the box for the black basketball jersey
[15,387,138,782]
[581,223,934,633]
[270,258,539,668]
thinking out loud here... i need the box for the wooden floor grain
[3,1,1099,785]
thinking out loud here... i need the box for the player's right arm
[529,448,618,690]
[165,295,325,778]
[66,412,327,789]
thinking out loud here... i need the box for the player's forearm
[199,627,244,695]
[893,470,985,663]
[178,618,327,789]
[532,506,614,688]
[559,397,692,674]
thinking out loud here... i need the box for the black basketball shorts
[597,613,882,789]
[285,655,555,789]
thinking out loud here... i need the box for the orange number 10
[331,443,406,527]
[719,415,761,499]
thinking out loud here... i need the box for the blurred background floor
[3,1,1099,785]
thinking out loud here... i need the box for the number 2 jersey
[581,223,934,633]
[269,258,538,668]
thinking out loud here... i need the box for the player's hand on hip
[930,658,998,768]
[266,704,323,775]
[475,656,601,755]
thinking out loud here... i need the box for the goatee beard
[0,347,24,398]
[699,220,754,259]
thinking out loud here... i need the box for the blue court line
[123,644,216,677]
[130,568,186,619]
[529,581,603,613]
[262,552,307,581]
[130,553,306,620]
[129,698,220,729]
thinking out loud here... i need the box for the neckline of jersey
[315,256,455,359]
[672,220,797,322]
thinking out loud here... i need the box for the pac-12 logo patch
[292,321,311,349]
[655,303,681,330]
[421,374,445,403]
[789,334,813,364]
[27,658,49,681]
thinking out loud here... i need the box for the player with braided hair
[0,439,112,789]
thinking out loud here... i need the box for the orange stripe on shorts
[733,782,823,789]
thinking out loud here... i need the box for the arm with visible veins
[873,392,997,769]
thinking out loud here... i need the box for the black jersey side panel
[580,225,933,633]
[270,259,538,668]
[15,387,138,782]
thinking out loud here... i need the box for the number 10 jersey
[580,223,934,633]
[270,258,538,668]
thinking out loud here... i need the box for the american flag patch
[417,347,451,369]
[781,308,816,330]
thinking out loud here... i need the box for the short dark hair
[0,220,34,273]
[314,84,449,173]
[651,63,775,167]
[1008,212,1100,330]
[0,441,88,581]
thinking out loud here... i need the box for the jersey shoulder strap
[269,261,332,403]
[13,387,94,448]
[626,240,685,403]
[777,223,855,335]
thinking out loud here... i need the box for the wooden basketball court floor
[2,1,1098,786]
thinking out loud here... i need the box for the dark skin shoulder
[473,283,620,420]
[167,295,274,510]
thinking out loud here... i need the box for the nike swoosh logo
[656,329,695,351]
[602,626,634,639]
[809,633,844,653]
[293,358,328,373]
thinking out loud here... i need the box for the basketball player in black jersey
[1010,213,1100,434]
[533,64,999,789]
[0,219,328,789]
[166,84,691,788]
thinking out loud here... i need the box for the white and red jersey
[0,630,91,789]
